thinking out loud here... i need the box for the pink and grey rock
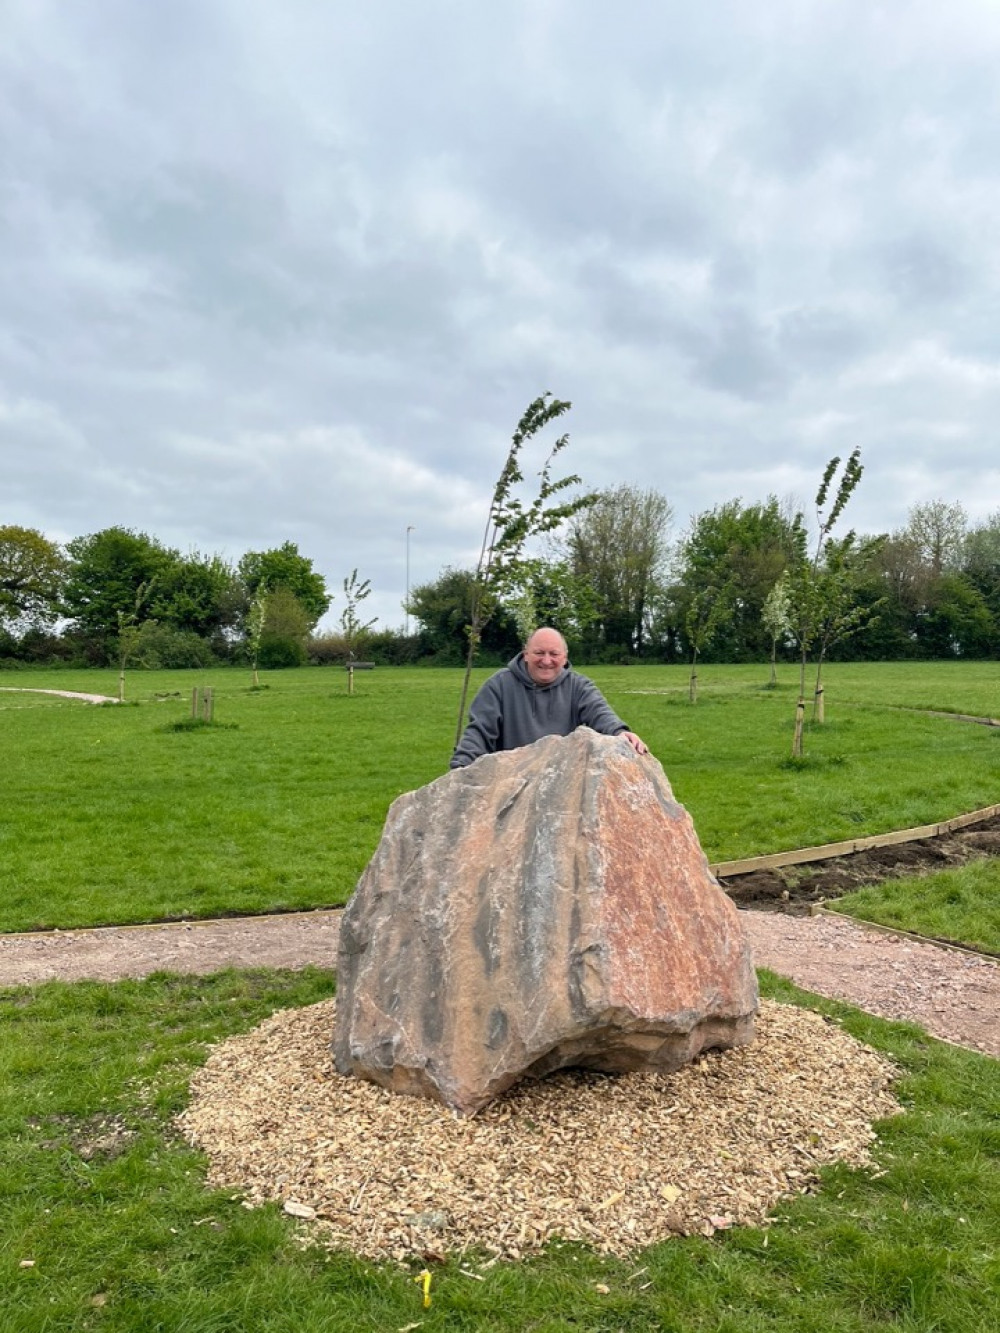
[333,728,758,1116]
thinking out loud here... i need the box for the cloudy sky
[4,1,1000,630]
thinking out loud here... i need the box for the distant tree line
[3,492,999,671]
[407,491,1000,667]
[0,526,340,670]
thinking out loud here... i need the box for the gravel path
[1,908,996,1058]
[0,911,344,985]
[0,687,118,704]
[744,912,998,1058]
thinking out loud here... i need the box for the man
[450,626,649,768]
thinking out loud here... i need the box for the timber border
[709,801,1000,880]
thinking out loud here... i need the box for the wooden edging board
[709,801,1000,880]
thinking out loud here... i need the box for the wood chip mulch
[177,998,901,1264]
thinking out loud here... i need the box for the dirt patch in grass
[721,814,1000,915]
[30,1113,139,1160]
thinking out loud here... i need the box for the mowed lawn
[2,970,998,1333]
[1,661,999,932]
[2,662,999,1332]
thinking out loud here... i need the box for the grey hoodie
[450,652,629,768]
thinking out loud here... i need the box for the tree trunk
[455,624,482,747]
[769,641,777,687]
[792,697,805,757]
[793,649,808,757]
[118,666,125,703]
[813,657,825,723]
[688,653,698,704]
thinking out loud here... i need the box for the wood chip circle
[177,999,901,1263]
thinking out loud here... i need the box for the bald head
[523,627,568,685]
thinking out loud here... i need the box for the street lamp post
[405,526,415,636]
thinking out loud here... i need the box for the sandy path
[0,687,118,704]
[0,911,343,985]
[0,908,995,1059]
[743,912,998,1058]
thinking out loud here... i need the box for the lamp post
[405,525,415,636]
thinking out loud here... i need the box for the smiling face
[523,628,568,686]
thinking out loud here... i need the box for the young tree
[116,581,155,702]
[245,587,268,687]
[786,450,864,756]
[684,581,734,703]
[761,572,792,687]
[810,534,885,721]
[340,569,378,693]
[455,394,595,746]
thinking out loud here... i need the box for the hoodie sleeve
[572,674,629,736]
[450,674,505,768]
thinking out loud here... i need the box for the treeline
[410,488,1000,666]
[2,489,999,670]
[0,526,363,670]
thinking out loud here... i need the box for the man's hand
[621,730,649,756]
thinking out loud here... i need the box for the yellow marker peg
[414,1268,432,1308]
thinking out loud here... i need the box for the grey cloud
[688,309,789,401]
[4,0,1000,630]
[879,233,973,309]
[776,307,872,373]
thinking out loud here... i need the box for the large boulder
[334,728,758,1116]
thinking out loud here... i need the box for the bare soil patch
[721,814,1000,921]
[178,997,901,1263]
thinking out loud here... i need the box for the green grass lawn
[2,967,998,1333]
[3,661,999,1330]
[2,662,999,932]
[828,858,1000,955]
[817,659,1000,717]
